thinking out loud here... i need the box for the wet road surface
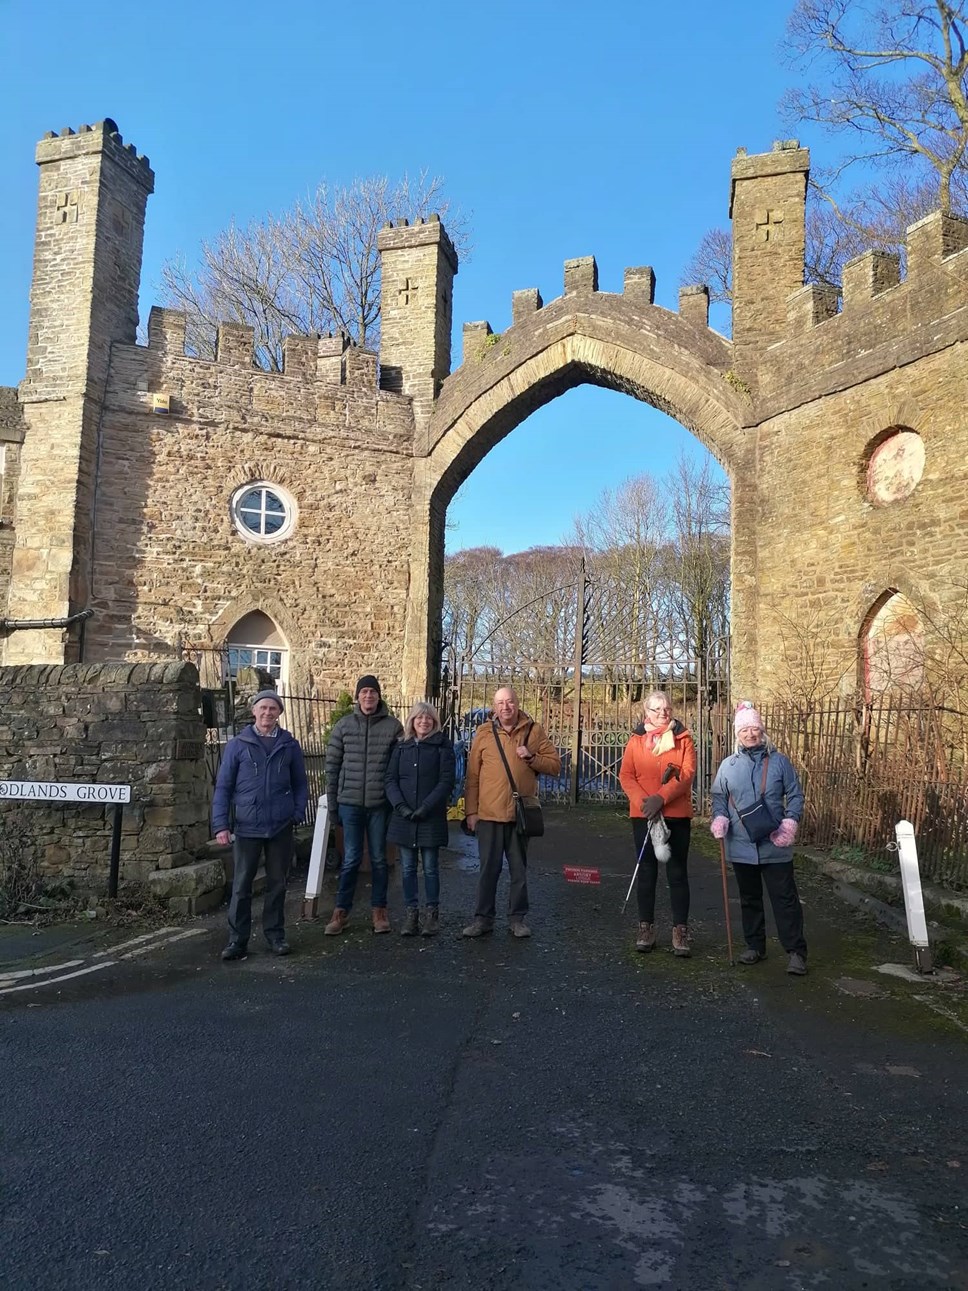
[3,808,967,1289]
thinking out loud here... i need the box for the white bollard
[302,797,331,920]
[894,819,933,973]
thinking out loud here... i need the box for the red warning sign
[563,866,600,885]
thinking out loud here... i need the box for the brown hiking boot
[324,908,348,936]
[421,907,439,937]
[635,922,656,953]
[672,924,692,958]
[400,908,420,937]
[372,907,391,934]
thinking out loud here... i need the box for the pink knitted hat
[734,700,765,734]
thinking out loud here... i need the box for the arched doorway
[401,289,750,696]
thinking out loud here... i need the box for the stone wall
[0,387,24,618]
[82,315,417,694]
[0,662,210,891]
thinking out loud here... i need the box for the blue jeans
[399,846,440,909]
[336,804,390,911]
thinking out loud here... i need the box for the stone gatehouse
[2,119,966,701]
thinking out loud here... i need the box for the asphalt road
[3,808,968,1290]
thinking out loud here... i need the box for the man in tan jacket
[462,686,561,938]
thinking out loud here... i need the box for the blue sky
[2,0,820,553]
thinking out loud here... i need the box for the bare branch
[158,173,471,369]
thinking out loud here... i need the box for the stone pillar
[401,458,440,699]
[377,216,458,437]
[7,121,154,664]
[729,142,809,379]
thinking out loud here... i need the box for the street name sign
[0,781,131,804]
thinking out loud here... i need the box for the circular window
[230,482,296,544]
[865,430,925,505]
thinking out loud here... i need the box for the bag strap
[492,721,520,799]
[728,756,770,816]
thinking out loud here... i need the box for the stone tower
[377,216,458,441]
[6,120,154,663]
[729,141,810,377]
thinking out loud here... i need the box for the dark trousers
[732,860,807,957]
[631,816,691,924]
[227,827,293,945]
[474,820,529,922]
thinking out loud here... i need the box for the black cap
[355,674,381,698]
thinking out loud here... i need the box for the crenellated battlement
[754,207,968,415]
[36,119,154,191]
[143,308,374,387]
[377,214,457,271]
[784,210,968,337]
[454,253,717,367]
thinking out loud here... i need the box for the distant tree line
[442,455,730,694]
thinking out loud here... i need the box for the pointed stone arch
[860,589,925,697]
[400,291,753,693]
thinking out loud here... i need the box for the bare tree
[442,546,505,678]
[573,475,670,689]
[159,173,469,369]
[664,453,731,679]
[784,0,968,213]
[684,3,968,308]
[681,227,733,304]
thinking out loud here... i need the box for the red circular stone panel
[866,430,925,505]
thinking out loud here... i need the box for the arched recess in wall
[860,590,924,697]
[226,611,289,688]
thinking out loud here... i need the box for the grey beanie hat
[251,688,284,712]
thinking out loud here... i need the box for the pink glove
[710,815,729,839]
[770,818,798,848]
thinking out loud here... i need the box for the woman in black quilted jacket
[385,703,456,937]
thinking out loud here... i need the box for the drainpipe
[0,608,94,631]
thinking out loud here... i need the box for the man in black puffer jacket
[324,675,403,934]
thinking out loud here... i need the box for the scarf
[643,719,675,757]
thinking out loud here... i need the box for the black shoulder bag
[730,755,780,844]
[492,721,544,838]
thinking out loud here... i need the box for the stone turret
[377,216,458,435]
[7,120,154,663]
[729,141,809,377]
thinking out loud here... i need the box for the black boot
[400,908,420,937]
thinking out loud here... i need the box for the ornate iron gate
[442,560,730,810]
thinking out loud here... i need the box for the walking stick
[719,836,735,965]
[621,832,650,914]
[622,764,677,915]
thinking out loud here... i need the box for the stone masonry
[2,123,967,709]
[0,662,210,893]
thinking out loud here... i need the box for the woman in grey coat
[710,702,807,975]
[385,703,456,937]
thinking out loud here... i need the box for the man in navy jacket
[213,689,308,961]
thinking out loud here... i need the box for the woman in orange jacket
[618,690,697,957]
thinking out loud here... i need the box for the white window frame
[230,481,297,545]
[224,645,289,689]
